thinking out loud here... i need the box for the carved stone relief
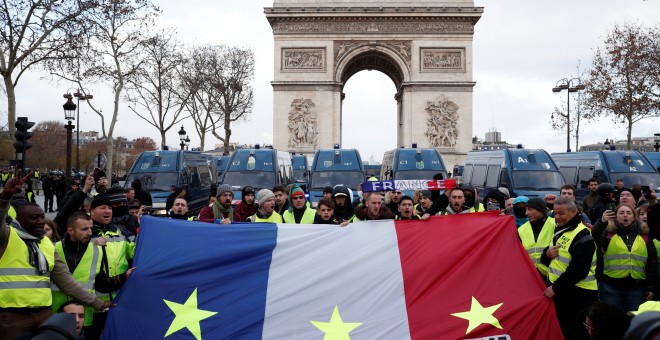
[334,40,412,65]
[288,98,318,148]
[272,20,474,35]
[420,48,465,72]
[425,97,459,147]
[282,48,326,72]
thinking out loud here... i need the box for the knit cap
[106,186,128,204]
[290,184,304,198]
[257,189,275,206]
[91,195,112,210]
[419,190,432,199]
[526,197,547,213]
[217,184,233,197]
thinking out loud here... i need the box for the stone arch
[334,43,411,89]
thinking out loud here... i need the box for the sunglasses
[292,196,305,200]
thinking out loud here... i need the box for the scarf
[256,208,273,219]
[213,200,233,221]
[12,219,49,275]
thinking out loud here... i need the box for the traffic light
[14,117,35,153]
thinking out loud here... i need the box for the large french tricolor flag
[103,215,561,339]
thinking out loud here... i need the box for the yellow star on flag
[163,288,218,340]
[310,305,363,340]
[450,296,503,335]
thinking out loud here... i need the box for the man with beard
[385,189,403,217]
[273,185,289,215]
[582,178,599,213]
[130,179,152,207]
[0,175,111,338]
[352,192,394,221]
[234,186,257,222]
[248,189,283,223]
[86,195,136,339]
[51,212,135,334]
[199,184,234,224]
[541,197,598,340]
[283,184,316,224]
[415,190,434,216]
[440,188,470,215]
[332,186,354,222]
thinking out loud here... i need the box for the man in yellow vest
[0,175,110,339]
[52,212,135,335]
[541,197,598,340]
[282,185,316,224]
[518,198,555,284]
[248,189,283,223]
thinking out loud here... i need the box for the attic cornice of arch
[264,6,484,16]
[267,16,480,22]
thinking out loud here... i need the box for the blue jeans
[598,281,644,311]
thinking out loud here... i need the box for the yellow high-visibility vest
[282,208,316,224]
[0,228,55,308]
[603,234,648,280]
[518,217,555,276]
[51,241,101,326]
[548,223,597,290]
[248,212,283,223]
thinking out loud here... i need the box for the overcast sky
[5,0,660,165]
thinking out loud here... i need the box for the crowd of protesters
[1,165,660,339]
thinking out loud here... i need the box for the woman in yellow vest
[592,203,658,312]
[518,198,554,284]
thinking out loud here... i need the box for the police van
[124,150,216,216]
[291,154,310,192]
[221,147,294,204]
[552,151,660,203]
[380,147,448,196]
[644,152,660,173]
[364,164,382,180]
[308,147,365,207]
[462,148,565,199]
[213,155,231,185]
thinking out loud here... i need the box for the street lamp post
[63,94,77,191]
[185,135,190,150]
[64,88,93,171]
[178,126,187,150]
[654,133,660,152]
[552,78,586,152]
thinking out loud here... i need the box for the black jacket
[588,195,614,225]
[541,214,596,296]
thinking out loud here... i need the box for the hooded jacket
[353,205,395,221]
[483,189,506,211]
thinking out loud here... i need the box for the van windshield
[311,171,364,190]
[395,170,445,180]
[125,173,178,191]
[611,173,660,189]
[132,153,178,172]
[293,169,307,183]
[222,171,276,191]
[512,171,565,191]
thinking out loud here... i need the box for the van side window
[197,160,210,187]
[499,169,510,189]
[559,166,577,186]
[472,165,487,187]
[577,167,594,188]
[462,165,473,183]
[486,165,499,187]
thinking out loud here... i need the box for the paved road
[32,192,59,220]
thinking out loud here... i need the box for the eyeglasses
[292,196,305,200]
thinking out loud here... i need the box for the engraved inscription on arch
[420,48,465,73]
[282,48,326,72]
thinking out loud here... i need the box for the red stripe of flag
[395,214,562,339]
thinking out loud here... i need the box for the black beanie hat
[90,195,112,210]
[526,197,548,214]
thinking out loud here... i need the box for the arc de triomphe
[265,0,482,167]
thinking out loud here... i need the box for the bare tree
[178,45,223,151]
[584,23,660,150]
[1,0,95,135]
[50,0,160,176]
[207,46,255,154]
[28,120,66,170]
[126,31,188,149]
